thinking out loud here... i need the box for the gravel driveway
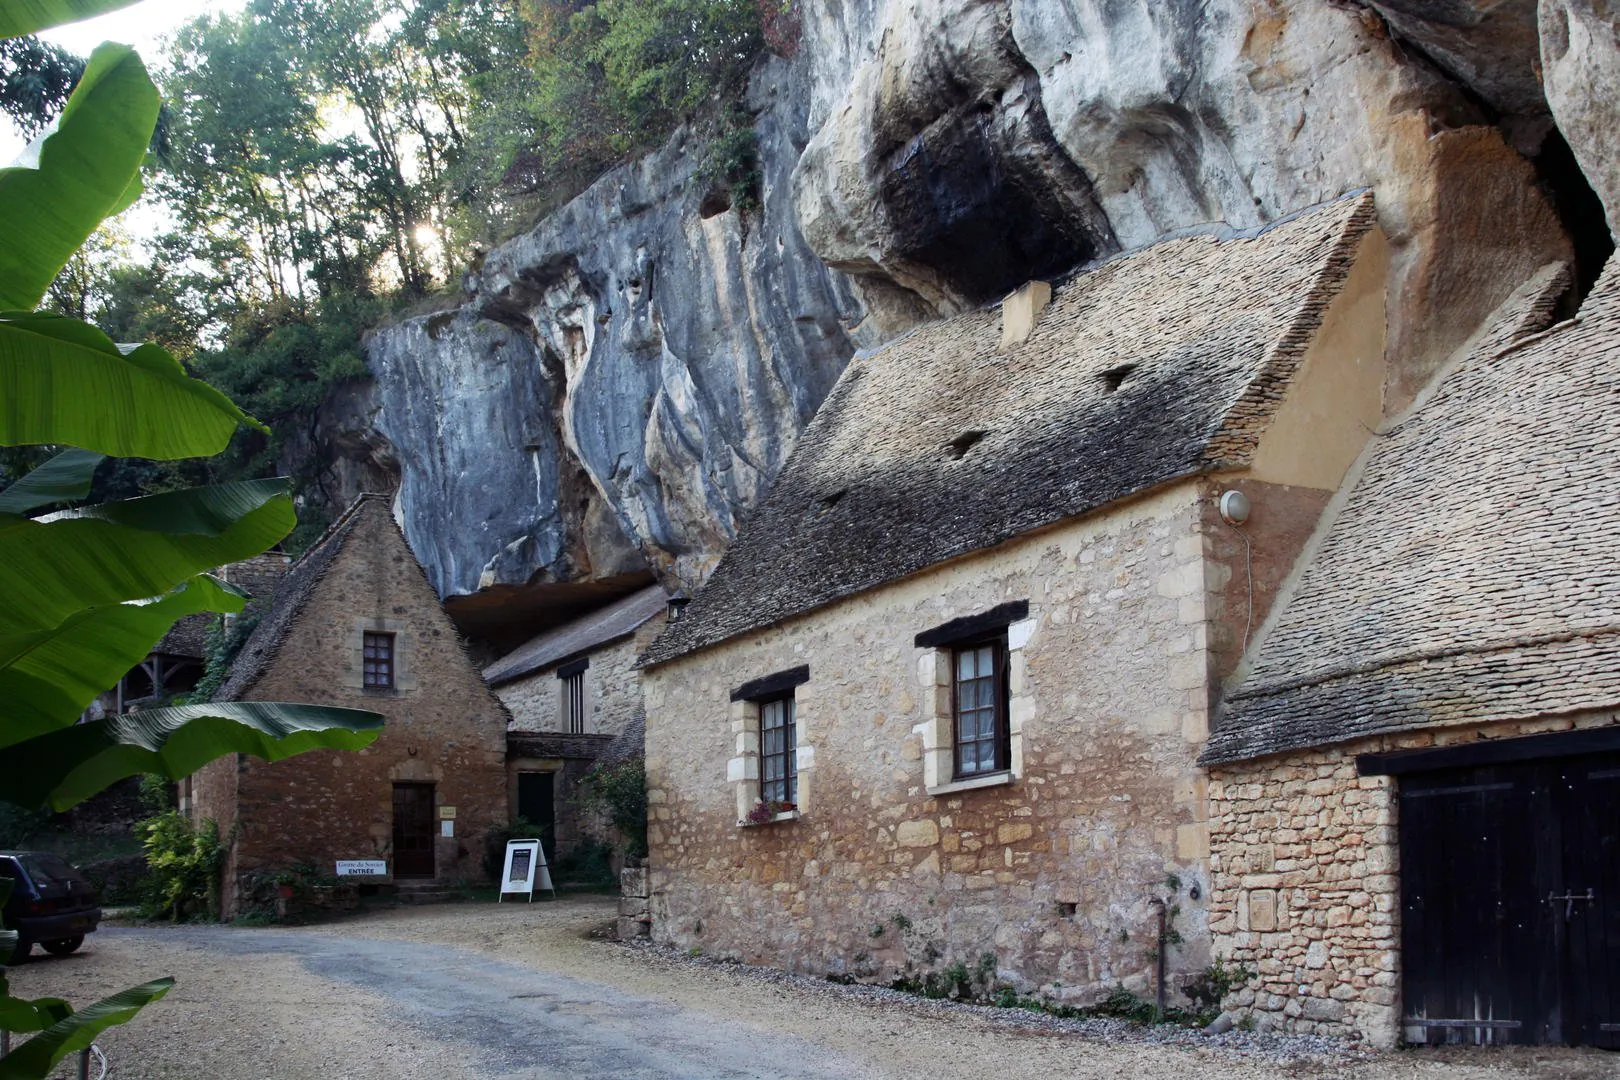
[5,898,1615,1079]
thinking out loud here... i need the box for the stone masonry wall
[1208,710,1620,1046]
[220,505,509,913]
[498,633,645,737]
[643,483,1219,1002]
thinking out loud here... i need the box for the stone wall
[642,483,1218,1002]
[497,633,645,737]
[197,503,509,914]
[1207,710,1620,1046]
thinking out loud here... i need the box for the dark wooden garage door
[1400,751,1619,1047]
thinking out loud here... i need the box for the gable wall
[497,634,645,736]
[643,482,1220,1001]
[224,505,508,909]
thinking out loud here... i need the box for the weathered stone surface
[1209,711,1620,1047]
[1363,1,1548,147]
[1541,0,1620,237]
[643,484,1219,1000]
[365,56,862,599]
[355,0,1583,606]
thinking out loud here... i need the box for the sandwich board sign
[500,838,554,901]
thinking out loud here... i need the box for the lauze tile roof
[642,193,1378,666]
[1202,260,1620,765]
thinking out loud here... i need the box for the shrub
[138,812,222,921]
[577,758,648,859]
[483,816,550,880]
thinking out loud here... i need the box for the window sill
[737,811,800,828]
[926,771,1015,797]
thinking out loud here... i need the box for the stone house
[1200,261,1620,1049]
[636,194,1395,1002]
[484,584,666,861]
[188,494,509,915]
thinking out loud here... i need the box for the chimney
[1000,280,1051,351]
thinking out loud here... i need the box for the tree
[0,3,383,1075]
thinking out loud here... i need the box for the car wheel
[42,936,83,956]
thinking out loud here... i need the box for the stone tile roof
[214,494,387,702]
[641,194,1378,666]
[155,613,211,659]
[483,585,667,687]
[1201,261,1620,765]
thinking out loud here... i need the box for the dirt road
[5,898,1614,1079]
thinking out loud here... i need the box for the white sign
[441,820,454,838]
[499,838,554,902]
[335,860,387,877]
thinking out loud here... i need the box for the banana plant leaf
[5,703,384,811]
[0,43,155,311]
[0,0,142,40]
[0,989,70,1034]
[0,575,246,747]
[0,312,257,458]
[0,479,294,642]
[0,450,101,516]
[0,977,171,1080]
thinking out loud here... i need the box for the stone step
[392,882,459,904]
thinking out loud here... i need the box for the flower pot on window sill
[739,805,799,827]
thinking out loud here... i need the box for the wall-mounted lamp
[1218,489,1251,526]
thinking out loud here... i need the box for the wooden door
[392,782,436,879]
[1559,754,1620,1048]
[1400,752,1620,1046]
[516,771,556,864]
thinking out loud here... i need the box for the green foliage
[0,3,384,1070]
[136,773,172,814]
[0,42,155,311]
[509,0,763,211]
[137,812,221,921]
[1182,958,1255,1013]
[577,758,648,859]
[551,839,615,888]
[0,802,48,849]
[0,0,139,41]
[0,973,171,1080]
[187,295,377,488]
[0,35,81,137]
[696,107,761,215]
[182,612,261,706]
[482,815,548,881]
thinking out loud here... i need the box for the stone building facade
[484,585,665,862]
[638,195,1400,1003]
[1201,264,1620,1048]
[188,494,509,915]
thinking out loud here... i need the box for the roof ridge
[287,492,392,570]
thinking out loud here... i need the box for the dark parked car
[0,851,102,962]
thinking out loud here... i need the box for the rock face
[357,0,1610,612]
[1541,0,1620,236]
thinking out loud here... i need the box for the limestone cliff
[351,0,1613,624]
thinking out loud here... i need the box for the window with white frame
[758,693,797,805]
[914,601,1032,795]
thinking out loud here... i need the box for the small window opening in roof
[817,489,847,512]
[945,430,987,460]
[1099,363,1137,393]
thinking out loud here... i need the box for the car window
[18,853,84,888]
[0,859,18,879]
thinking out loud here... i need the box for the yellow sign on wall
[439,805,457,820]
